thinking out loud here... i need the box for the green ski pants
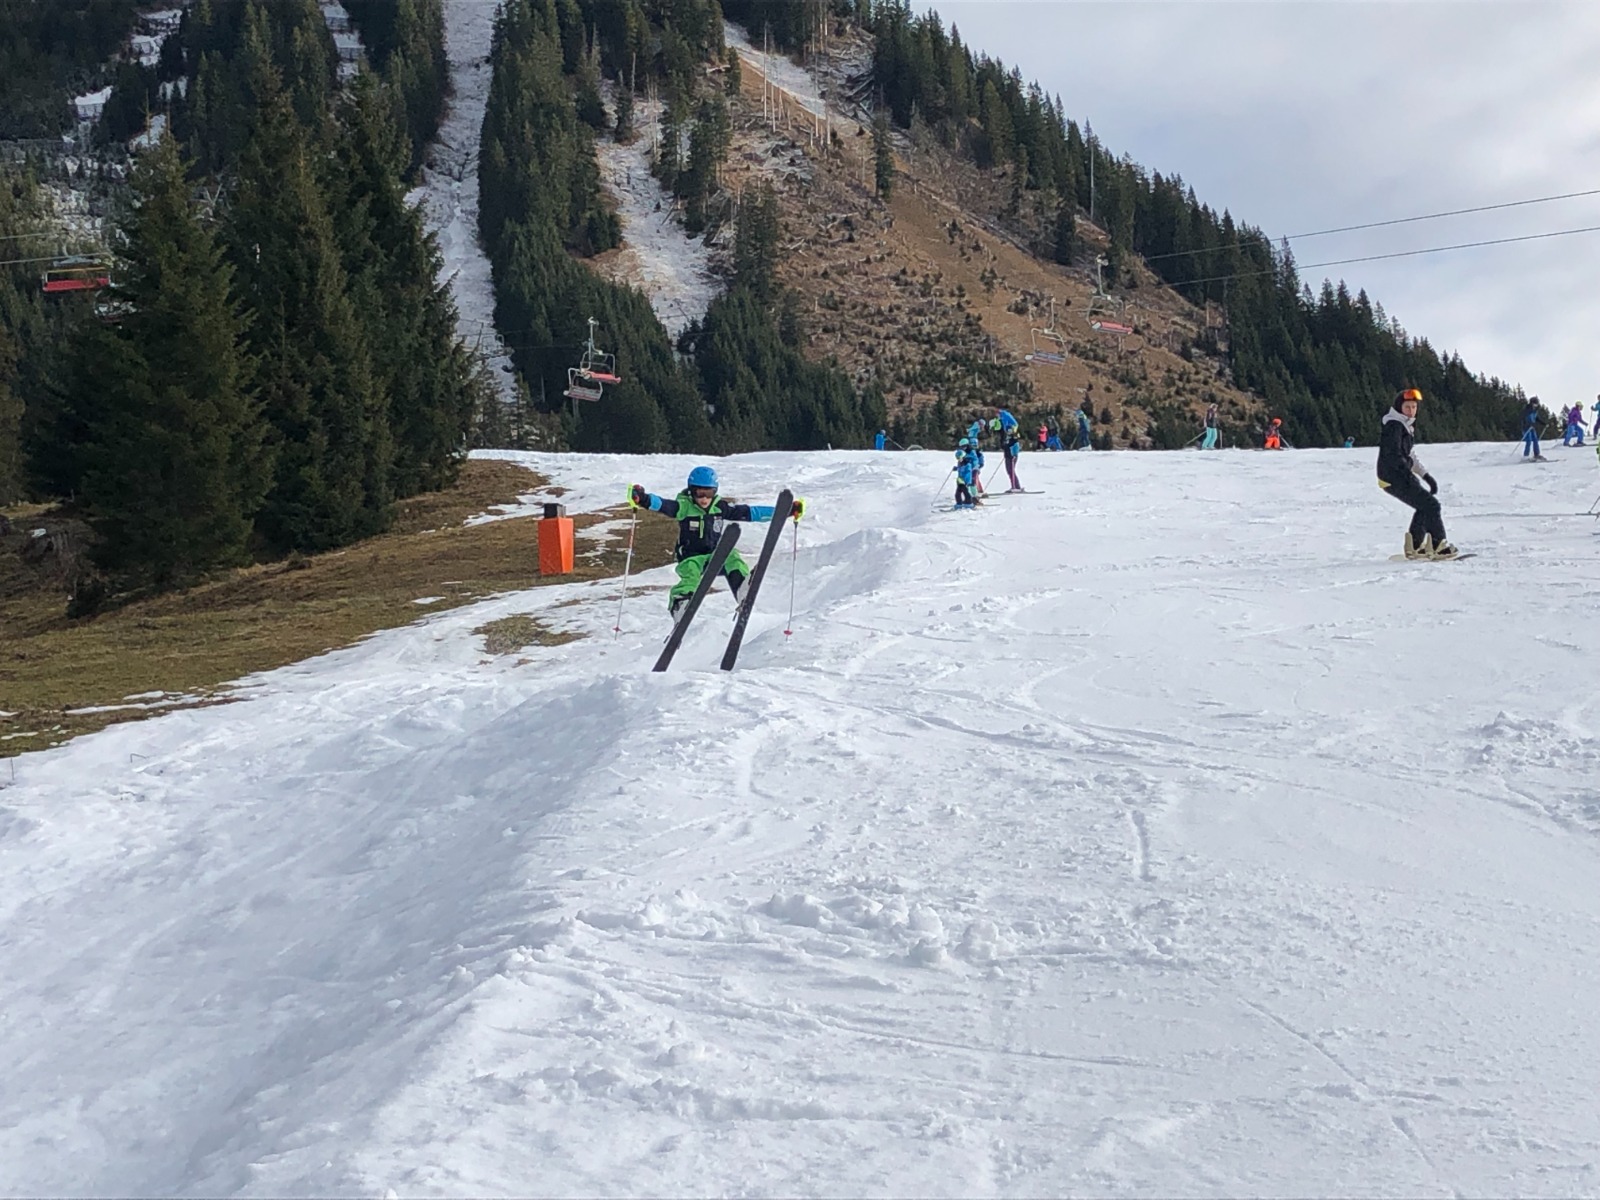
[670,549,751,608]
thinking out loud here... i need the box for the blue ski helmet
[686,465,718,490]
[958,437,971,448]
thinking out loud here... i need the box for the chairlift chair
[1026,297,1069,367]
[41,256,111,295]
[562,316,621,403]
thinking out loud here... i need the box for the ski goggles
[689,487,716,502]
[1399,388,1423,403]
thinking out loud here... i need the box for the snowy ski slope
[3,444,1600,1196]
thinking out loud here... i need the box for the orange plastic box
[538,503,574,575]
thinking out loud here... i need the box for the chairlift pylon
[563,316,621,403]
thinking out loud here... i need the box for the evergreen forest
[476,0,883,456]
[1,0,478,606]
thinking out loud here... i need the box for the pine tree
[75,133,267,589]
[225,21,391,552]
[872,106,894,200]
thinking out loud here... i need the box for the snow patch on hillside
[593,94,722,340]
[420,0,517,407]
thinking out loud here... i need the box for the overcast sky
[930,1,1600,414]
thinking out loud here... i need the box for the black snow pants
[1382,472,1446,544]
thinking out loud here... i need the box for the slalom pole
[613,499,639,637]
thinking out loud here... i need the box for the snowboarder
[1201,403,1219,450]
[1522,398,1547,461]
[990,408,1023,490]
[630,467,803,617]
[1264,417,1284,449]
[1563,404,1586,447]
[874,429,888,451]
[1377,388,1457,559]
[954,438,981,508]
[1074,406,1093,450]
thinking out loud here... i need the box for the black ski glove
[1423,474,1438,495]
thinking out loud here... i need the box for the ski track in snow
[418,0,517,407]
[4,445,1600,1195]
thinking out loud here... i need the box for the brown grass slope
[721,41,1264,447]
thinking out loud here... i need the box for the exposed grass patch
[475,613,583,655]
[0,461,678,758]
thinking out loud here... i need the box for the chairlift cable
[1139,185,1600,265]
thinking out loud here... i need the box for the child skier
[1264,417,1284,449]
[1377,388,1457,559]
[1563,404,1586,447]
[1522,398,1547,461]
[954,438,981,508]
[1201,404,1219,450]
[630,467,803,617]
[990,407,1023,490]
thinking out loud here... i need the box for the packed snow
[419,0,519,407]
[4,442,1600,1196]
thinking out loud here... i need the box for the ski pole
[784,514,799,639]
[613,498,639,637]
[931,465,954,502]
[1183,431,1204,447]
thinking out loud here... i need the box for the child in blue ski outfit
[990,407,1023,490]
[630,467,803,616]
[954,438,981,508]
[1522,398,1547,461]
[874,429,887,450]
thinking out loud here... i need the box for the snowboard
[720,489,794,672]
[1388,552,1478,563]
[652,523,741,672]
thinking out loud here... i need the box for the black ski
[652,523,741,672]
[720,489,794,672]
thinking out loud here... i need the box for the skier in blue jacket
[954,438,981,508]
[1522,398,1547,462]
[630,467,803,616]
[990,408,1023,490]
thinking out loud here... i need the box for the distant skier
[1344,435,1356,448]
[630,467,803,617]
[1264,417,1283,449]
[1377,388,1457,560]
[1562,404,1586,447]
[1201,403,1219,450]
[953,438,981,508]
[1592,395,1600,439]
[874,429,887,451]
[1074,406,1093,450]
[1522,398,1547,461]
[1038,424,1049,450]
[991,408,1023,490]
[966,418,985,446]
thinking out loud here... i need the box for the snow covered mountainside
[3,444,1600,1195]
